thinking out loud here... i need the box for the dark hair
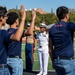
[0,6,7,17]
[6,12,19,25]
[56,6,69,20]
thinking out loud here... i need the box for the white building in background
[27,8,37,11]
[25,9,27,11]
[34,8,37,10]
[29,9,32,11]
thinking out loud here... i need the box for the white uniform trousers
[38,49,49,74]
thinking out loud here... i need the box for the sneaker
[43,73,47,75]
[37,72,42,75]
[37,74,42,75]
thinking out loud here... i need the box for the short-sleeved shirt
[7,28,25,57]
[26,33,37,44]
[49,21,75,58]
[26,35,34,44]
[0,29,11,64]
[37,31,48,51]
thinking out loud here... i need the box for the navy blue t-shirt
[7,28,24,57]
[0,30,11,64]
[49,21,75,58]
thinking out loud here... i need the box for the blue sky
[0,0,75,13]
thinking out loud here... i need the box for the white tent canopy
[46,24,54,29]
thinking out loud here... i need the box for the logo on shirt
[54,24,62,27]
[8,31,12,34]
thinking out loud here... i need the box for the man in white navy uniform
[36,23,49,75]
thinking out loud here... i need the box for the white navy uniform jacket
[37,31,49,52]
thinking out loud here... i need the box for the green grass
[21,43,54,71]
[21,42,75,71]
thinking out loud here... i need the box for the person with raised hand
[7,6,36,75]
[25,9,36,72]
[0,5,26,75]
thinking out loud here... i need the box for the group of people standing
[25,6,75,75]
[0,4,75,75]
[25,22,49,75]
[0,4,49,75]
[0,5,36,75]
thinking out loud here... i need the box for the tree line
[8,8,75,27]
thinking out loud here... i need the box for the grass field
[21,42,75,71]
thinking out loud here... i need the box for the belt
[54,57,74,60]
[8,56,21,58]
[0,64,8,68]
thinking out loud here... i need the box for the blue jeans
[7,58,23,75]
[53,59,75,75]
[0,68,10,75]
[25,43,34,71]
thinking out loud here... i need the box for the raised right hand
[31,9,36,20]
[20,5,26,20]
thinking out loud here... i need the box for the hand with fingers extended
[31,9,36,20]
[20,5,26,20]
